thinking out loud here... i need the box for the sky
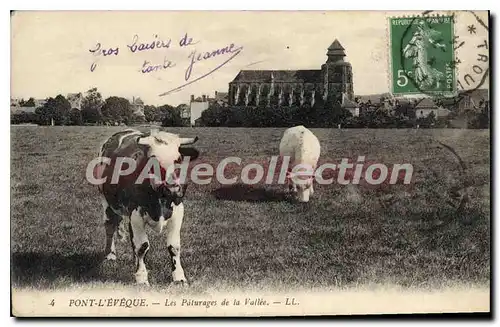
[11,10,489,106]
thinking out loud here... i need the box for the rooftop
[231,70,322,83]
[414,98,438,109]
[11,106,37,114]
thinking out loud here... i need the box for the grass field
[10,126,491,292]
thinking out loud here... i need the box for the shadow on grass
[213,184,287,202]
[11,251,122,287]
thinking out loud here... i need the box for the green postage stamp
[389,15,455,96]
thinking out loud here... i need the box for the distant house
[34,99,47,108]
[189,95,210,127]
[11,106,38,125]
[457,89,489,112]
[357,92,392,105]
[189,91,228,126]
[10,98,21,107]
[130,96,146,120]
[435,88,489,113]
[11,97,44,125]
[414,98,451,119]
[11,106,37,114]
[213,91,229,106]
[341,93,359,117]
[11,97,46,109]
[67,93,83,110]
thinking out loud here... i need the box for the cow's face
[138,130,199,195]
[139,131,183,168]
[287,168,314,203]
[296,178,313,203]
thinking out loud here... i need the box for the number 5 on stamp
[389,15,455,96]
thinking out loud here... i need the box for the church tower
[321,39,354,105]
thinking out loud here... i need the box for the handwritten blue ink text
[127,34,171,53]
[141,56,176,74]
[185,43,239,81]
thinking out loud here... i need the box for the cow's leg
[116,216,127,242]
[104,218,117,261]
[166,202,187,285]
[310,166,316,195]
[102,197,119,261]
[130,209,150,286]
[285,170,297,195]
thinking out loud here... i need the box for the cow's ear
[179,147,200,161]
[138,136,154,146]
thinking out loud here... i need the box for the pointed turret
[321,39,354,104]
[326,39,346,63]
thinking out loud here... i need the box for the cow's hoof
[135,279,150,287]
[135,272,149,286]
[172,280,189,287]
[105,253,117,261]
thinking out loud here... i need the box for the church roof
[231,70,322,83]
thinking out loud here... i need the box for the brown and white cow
[94,128,199,286]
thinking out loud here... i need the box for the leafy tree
[11,112,37,124]
[81,88,104,124]
[36,95,71,125]
[394,102,414,118]
[144,105,159,122]
[20,97,36,107]
[68,108,83,125]
[131,112,146,124]
[200,103,232,127]
[416,111,436,128]
[160,105,184,127]
[468,101,490,129]
[176,104,190,126]
[53,95,71,125]
[101,96,133,124]
[35,106,50,125]
[225,106,245,127]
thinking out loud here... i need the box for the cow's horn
[180,136,199,145]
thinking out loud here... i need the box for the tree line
[12,89,490,129]
[11,88,187,127]
[199,97,490,129]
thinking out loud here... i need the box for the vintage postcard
[10,10,490,317]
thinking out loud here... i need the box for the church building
[228,39,354,108]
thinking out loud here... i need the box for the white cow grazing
[279,125,321,202]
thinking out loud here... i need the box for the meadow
[10,126,490,292]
